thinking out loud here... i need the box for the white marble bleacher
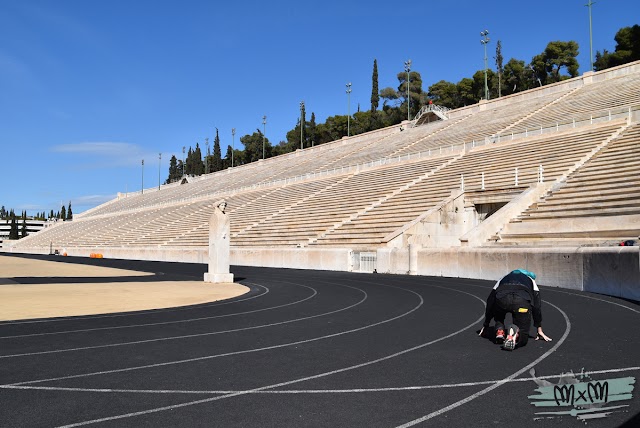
[506,72,640,135]
[231,155,455,247]
[498,124,640,245]
[393,90,571,157]
[314,121,623,247]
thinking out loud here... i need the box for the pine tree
[166,155,178,184]
[371,59,379,112]
[213,128,222,172]
[67,201,73,220]
[223,145,233,169]
[49,209,54,219]
[60,205,66,221]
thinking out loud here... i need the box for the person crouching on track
[478,269,552,351]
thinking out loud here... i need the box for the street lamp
[346,82,352,136]
[141,159,144,194]
[586,0,595,71]
[262,115,267,159]
[231,128,236,167]
[299,101,305,149]
[480,30,490,100]
[158,153,161,190]
[404,60,412,121]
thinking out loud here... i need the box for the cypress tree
[371,59,379,112]
[67,201,73,220]
[60,205,66,221]
[213,128,222,172]
[9,210,18,240]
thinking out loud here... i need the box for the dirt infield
[0,255,249,321]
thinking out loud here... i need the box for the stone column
[204,200,234,283]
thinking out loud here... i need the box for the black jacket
[483,272,543,328]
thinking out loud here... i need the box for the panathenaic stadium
[8,61,640,301]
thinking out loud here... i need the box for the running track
[1,254,639,427]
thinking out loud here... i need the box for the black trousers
[493,292,532,347]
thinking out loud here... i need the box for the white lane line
[0,283,359,358]
[544,287,640,314]
[395,300,571,428]
[0,282,269,326]
[3,366,638,395]
[0,281,311,341]
[2,282,375,387]
[51,285,483,428]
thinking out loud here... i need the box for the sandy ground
[0,255,249,321]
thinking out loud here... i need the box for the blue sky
[0,0,636,215]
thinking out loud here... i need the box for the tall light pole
[231,128,236,167]
[262,115,267,159]
[480,30,490,101]
[299,101,305,149]
[586,0,596,71]
[182,146,185,177]
[205,138,209,174]
[346,82,352,136]
[404,60,412,121]
[158,153,161,190]
[141,159,144,194]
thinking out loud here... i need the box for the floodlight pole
[231,128,236,167]
[480,30,490,100]
[141,159,144,194]
[205,138,209,174]
[586,0,596,71]
[404,60,412,121]
[300,101,305,149]
[346,82,352,136]
[262,115,267,159]
[182,146,185,177]
[158,153,161,190]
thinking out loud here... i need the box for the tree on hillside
[165,155,179,184]
[9,210,18,240]
[371,59,379,112]
[533,41,579,84]
[212,128,222,172]
[60,205,66,221]
[67,202,73,220]
[428,80,459,109]
[223,145,234,169]
[241,129,269,163]
[502,58,534,95]
[495,40,504,97]
[21,215,27,238]
[379,86,399,109]
[456,77,476,106]
[594,25,640,71]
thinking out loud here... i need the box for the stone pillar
[204,200,234,283]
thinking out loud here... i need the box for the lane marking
[0,281,314,341]
[2,366,638,395]
[50,285,484,428]
[0,283,363,358]
[395,300,571,427]
[0,282,269,326]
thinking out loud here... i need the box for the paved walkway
[0,255,638,427]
